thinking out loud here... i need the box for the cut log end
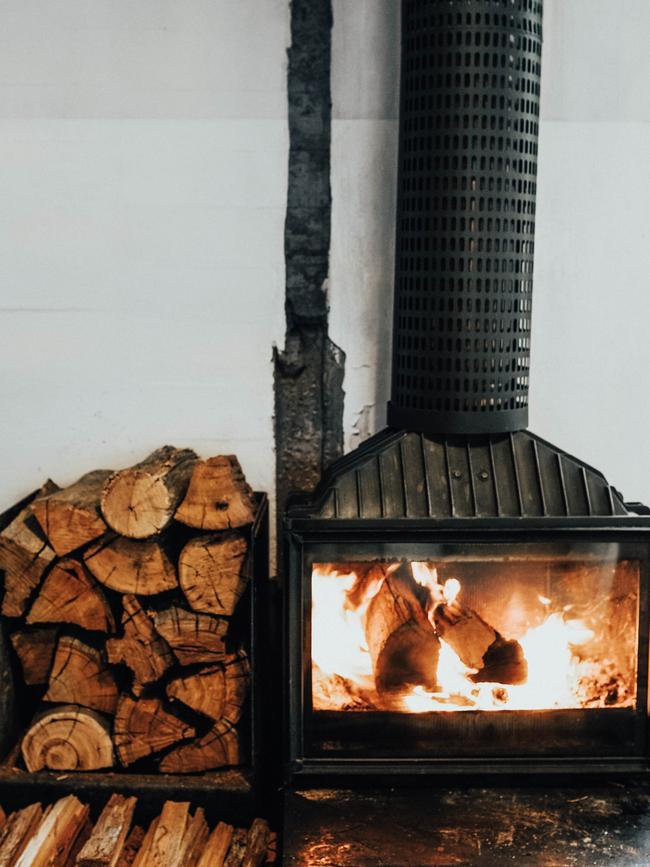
[10,628,57,686]
[159,720,240,774]
[85,536,177,595]
[44,635,118,715]
[113,695,195,767]
[21,705,114,772]
[175,456,256,532]
[100,447,197,539]
[26,559,115,633]
[179,532,249,616]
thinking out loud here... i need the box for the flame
[311,560,637,714]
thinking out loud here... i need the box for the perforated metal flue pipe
[387,0,543,435]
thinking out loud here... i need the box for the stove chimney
[387,0,543,435]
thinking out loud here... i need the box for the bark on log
[196,822,233,867]
[242,819,271,867]
[84,536,177,596]
[31,471,110,557]
[175,456,256,532]
[105,595,174,696]
[44,636,118,715]
[434,601,528,685]
[0,481,58,617]
[10,628,57,685]
[15,795,89,867]
[0,803,43,867]
[159,719,239,774]
[365,572,440,696]
[21,705,114,772]
[27,560,115,633]
[74,795,136,867]
[101,447,197,539]
[150,607,228,666]
[179,532,249,617]
[166,653,249,724]
[113,695,195,767]
[223,829,247,867]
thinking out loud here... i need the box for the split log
[159,719,239,774]
[105,595,174,696]
[179,532,249,617]
[113,695,195,767]
[22,705,114,772]
[166,653,249,723]
[223,829,247,867]
[15,795,89,867]
[151,607,228,666]
[67,817,93,864]
[365,571,440,696]
[241,819,271,867]
[115,826,145,867]
[434,601,527,685]
[10,628,57,685]
[101,447,197,539]
[147,802,190,865]
[0,803,43,867]
[131,818,159,867]
[76,794,137,867]
[196,822,233,867]
[44,636,118,715]
[175,456,256,532]
[0,481,58,617]
[175,807,209,867]
[31,471,111,557]
[84,536,177,596]
[27,560,115,633]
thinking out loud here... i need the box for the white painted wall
[0,3,289,523]
[330,0,650,506]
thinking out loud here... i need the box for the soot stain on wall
[274,0,345,557]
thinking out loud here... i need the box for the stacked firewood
[0,446,258,774]
[0,794,275,866]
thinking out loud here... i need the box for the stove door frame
[284,517,650,782]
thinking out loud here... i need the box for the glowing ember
[311,558,638,714]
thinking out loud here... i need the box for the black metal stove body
[285,432,650,781]
[283,0,650,782]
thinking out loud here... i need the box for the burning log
[179,532,249,616]
[31,471,110,557]
[113,695,195,767]
[105,595,174,696]
[15,795,89,867]
[84,536,177,595]
[10,627,57,685]
[27,559,115,633]
[21,705,114,772]
[0,481,58,618]
[75,794,137,867]
[0,804,44,866]
[364,570,440,696]
[100,446,197,539]
[175,456,256,531]
[151,606,228,666]
[44,635,118,715]
[434,599,527,685]
[159,719,239,774]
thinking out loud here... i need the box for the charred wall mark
[274,0,345,565]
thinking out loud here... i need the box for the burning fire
[311,559,637,713]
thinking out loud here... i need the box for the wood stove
[283,0,650,782]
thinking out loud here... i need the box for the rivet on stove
[452,470,462,480]
[478,470,489,481]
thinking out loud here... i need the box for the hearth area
[285,432,650,779]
